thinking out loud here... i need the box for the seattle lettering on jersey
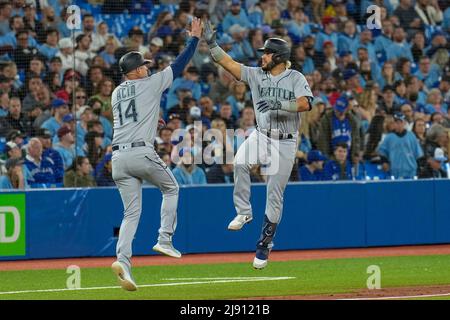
[257,85,295,100]
[116,84,136,101]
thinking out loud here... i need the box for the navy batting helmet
[119,51,152,74]
[257,38,291,65]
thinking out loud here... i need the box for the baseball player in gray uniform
[204,22,313,269]
[111,18,203,291]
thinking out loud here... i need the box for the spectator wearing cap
[0,158,27,189]
[148,37,164,61]
[338,20,357,55]
[228,24,253,63]
[351,29,377,64]
[342,68,363,96]
[322,40,337,72]
[63,156,96,187]
[425,31,448,70]
[57,37,76,74]
[418,147,448,179]
[167,113,182,130]
[166,66,202,110]
[126,26,149,55]
[424,124,449,160]
[386,27,414,63]
[37,28,59,60]
[4,141,22,160]
[379,85,401,115]
[53,126,76,170]
[221,0,253,34]
[414,0,443,27]
[55,69,81,102]
[377,112,423,179]
[172,147,207,185]
[298,150,326,181]
[23,137,57,188]
[322,142,354,181]
[6,129,25,149]
[414,56,441,90]
[40,98,69,137]
[52,113,75,144]
[35,127,65,186]
[93,152,114,186]
[318,96,361,163]
[314,16,338,53]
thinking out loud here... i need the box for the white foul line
[0,277,295,296]
[340,292,450,300]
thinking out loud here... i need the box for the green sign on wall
[0,194,26,256]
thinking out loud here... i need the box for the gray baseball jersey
[241,66,313,133]
[112,66,173,145]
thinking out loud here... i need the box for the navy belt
[257,127,294,140]
[112,141,147,151]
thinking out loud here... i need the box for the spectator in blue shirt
[374,19,394,61]
[165,66,202,110]
[414,56,441,90]
[53,126,76,170]
[323,142,354,181]
[377,112,423,179]
[35,128,65,187]
[228,24,254,63]
[221,0,253,33]
[37,28,59,61]
[206,163,234,184]
[338,19,358,55]
[315,16,339,52]
[41,98,70,138]
[24,138,57,188]
[172,147,207,185]
[352,28,377,63]
[298,150,327,181]
[386,26,414,62]
[0,158,28,189]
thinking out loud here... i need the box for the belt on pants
[112,141,148,151]
[257,128,295,140]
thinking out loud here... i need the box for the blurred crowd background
[0,0,449,189]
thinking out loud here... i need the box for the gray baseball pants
[112,145,179,268]
[233,130,297,223]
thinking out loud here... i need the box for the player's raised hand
[203,20,217,47]
[256,100,281,113]
[188,17,203,38]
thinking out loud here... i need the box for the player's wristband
[279,100,299,113]
[210,45,227,62]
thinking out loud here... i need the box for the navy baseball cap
[63,113,75,122]
[52,98,68,108]
[339,50,352,58]
[307,150,327,163]
[333,96,349,112]
[343,68,358,80]
[5,158,24,171]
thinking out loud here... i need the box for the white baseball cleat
[253,257,268,270]
[152,242,182,258]
[228,215,253,231]
[111,261,138,291]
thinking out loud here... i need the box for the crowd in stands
[0,0,449,189]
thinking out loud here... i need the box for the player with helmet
[204,21,314,269]
[111,18,203,291]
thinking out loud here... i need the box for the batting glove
[204,20,217,48]
[256,100,282,113]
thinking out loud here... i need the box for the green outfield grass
[1,254,450,300]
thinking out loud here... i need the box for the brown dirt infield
[2,244,450,299]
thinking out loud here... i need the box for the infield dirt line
[0,277,295,296]
[340,293,450,300]
[2,244,450,271]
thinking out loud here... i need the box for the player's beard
[261,61,275,71]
